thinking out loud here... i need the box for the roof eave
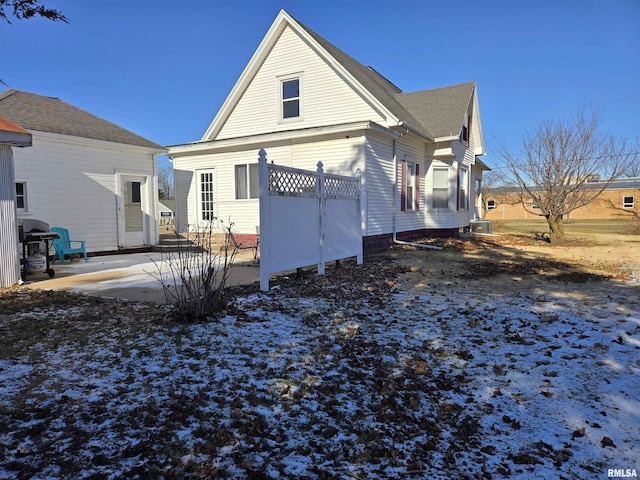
[0,130,32,147]
[0,116,32,147]
[169,121,383,156]
[397,121,434,142]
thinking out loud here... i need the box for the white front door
[119,175,147,247]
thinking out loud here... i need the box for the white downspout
[392,132,442,251]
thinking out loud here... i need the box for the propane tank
[26,253,47,274]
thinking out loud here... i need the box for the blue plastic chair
[50,227,88,264]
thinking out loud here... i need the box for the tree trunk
[546,214,565,242]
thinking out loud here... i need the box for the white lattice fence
[258,149,363,291]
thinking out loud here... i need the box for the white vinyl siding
[363,133,393,236]
[12,133,157,252]
[173,135,365,235]
[215,26,387,140]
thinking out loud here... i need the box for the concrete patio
[20,248,260,303]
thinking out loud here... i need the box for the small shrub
[152,222,237,322]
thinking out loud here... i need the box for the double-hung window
[458,167,468,210]
[281,77,300,120]
[623,196,634,209]
[15,182,27,212]
[432,167,449,209]
[235,163,259,200]
[401,160,420,211]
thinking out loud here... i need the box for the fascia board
[289,15,399,124]
[32,130,167,154]
[0,131,32,147]
[472,91,486,156]
[201,11,289,141]
[169,121,386,156]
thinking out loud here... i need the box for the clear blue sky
[1,0,639,171]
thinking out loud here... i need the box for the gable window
[15,182,27,212]
[432,167,449,209]
[235,163,259,200]
[623,196,634,209]
[458,167,468,210]
[460,112,471,145]
[281,78,300,120]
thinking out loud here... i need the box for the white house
[168,10,488,253]
[0,89,166,254]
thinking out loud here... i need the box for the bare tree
[158,165,174,199]
[500,108,638,242]
[0,0,67,23]
[624,155,640,178]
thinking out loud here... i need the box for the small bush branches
[152,222,237,323]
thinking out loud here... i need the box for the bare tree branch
[499,107,638,242]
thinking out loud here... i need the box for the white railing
[258,149,363,291]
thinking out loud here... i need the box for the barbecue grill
[18,219,60,280]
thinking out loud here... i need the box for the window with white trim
[487,199,496,210]
[432,167,449,209]
[458,167,468,210]
[406,162,415,211]
[623,196,634,209]
[235,164,259,200]
[281,77,300,120]
[198,169,216,221]
[15,182,27,212]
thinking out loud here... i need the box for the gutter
[391,131,442,251]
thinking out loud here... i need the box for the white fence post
[357,168,364,265]
[258,148,270,292]
[317,161,325,275]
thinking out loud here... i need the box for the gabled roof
[201,10,480,145]
[296,14,476,140]
[395,82,476,139]
[0,89,164,150]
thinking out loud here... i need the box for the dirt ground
[387,230,640,297]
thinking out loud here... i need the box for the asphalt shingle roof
[0,89,164,150]
[294,15,475,140]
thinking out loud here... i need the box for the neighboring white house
[168,10,489,252]
[0,90,167,253]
